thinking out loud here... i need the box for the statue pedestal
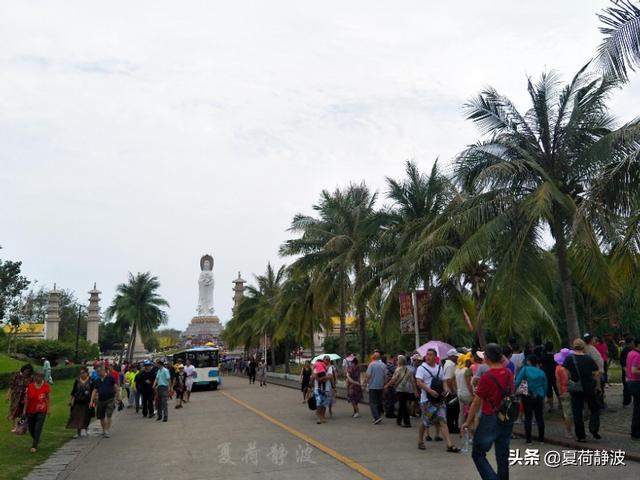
[182,315,222,344]
[131,328,148,361]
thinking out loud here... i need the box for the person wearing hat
[562,339,602,442]
[409,354,423,417]
[136,360,157,418]
[443,349,460,434]
[583,334,604,378]
[554,348,574,438]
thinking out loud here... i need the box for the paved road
[58,376,639,480]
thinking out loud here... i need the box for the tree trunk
[309,314,316,357]
[471,277,486,348]
[553,219,581,342]
[358,308,367,363]
[475,314,487,349]
[284,338,290,374]
[339,271,347,358]
[270,337,276,371]
[355,260,367,362]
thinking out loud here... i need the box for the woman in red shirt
[23,372,51,453]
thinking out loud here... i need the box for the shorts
[314,389,332,408]
[559,392,572,421]
[420,400,446,427]
[96,399,115,420]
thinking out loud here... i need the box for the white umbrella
[311,353,341,363]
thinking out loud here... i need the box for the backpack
[421,365,444,403]
[485,372,519,424]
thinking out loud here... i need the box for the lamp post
[74,304,83,363]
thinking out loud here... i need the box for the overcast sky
[1,1,639,331]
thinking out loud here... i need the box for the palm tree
[281,183,384,361]
[596,0,640,82]
[453,67,640,342]
[376,160,459,339]
[223,263,285,369]
[276,266,331,358]
[105,272,169,362]
[255,263,286,369]
[280,188,354,358]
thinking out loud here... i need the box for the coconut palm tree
[223,263,285,368]
[281,183,384,361]
[596,0,640,82]
[453,66,640,343]
[105,272,169,362]
[376,160,460,338]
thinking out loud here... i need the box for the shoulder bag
[567,355,584,394]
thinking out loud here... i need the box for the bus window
[194,351,213,368]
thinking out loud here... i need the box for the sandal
[435,436,443,442]
[425,435,433,441]
[418,442,426,450]
[447,445,461,453]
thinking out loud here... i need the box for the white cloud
[1,0,638,330]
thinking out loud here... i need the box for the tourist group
[6,356,198,453]
[281,335,640,479]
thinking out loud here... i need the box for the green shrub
[15,339,99,363]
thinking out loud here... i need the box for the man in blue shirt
[153,359,173,422]
[90,364,121,438]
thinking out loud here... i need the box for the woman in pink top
[594,337,610,384]
[554,348,573,438]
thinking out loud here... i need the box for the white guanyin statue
[197,254,215,316]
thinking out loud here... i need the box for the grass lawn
[0,379,75,480]
[0,353,26,374]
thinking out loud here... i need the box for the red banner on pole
[399,293,414,334]
[415,290,429,331]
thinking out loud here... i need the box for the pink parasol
[416,340,455,359]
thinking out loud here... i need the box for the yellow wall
[2,323,45,334]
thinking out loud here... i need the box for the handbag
[518,379,529,396]
[307,394,317,411]
[517,368,529,396]
[568,355,584,394]
[15,416,28,435]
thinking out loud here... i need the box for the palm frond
[596,0,640,82]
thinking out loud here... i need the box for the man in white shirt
[183,359,197,402]
[415,349,459,452]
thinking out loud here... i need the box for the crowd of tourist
[3,332,640,477]
[5,356,199,453]
[289,334,640,479]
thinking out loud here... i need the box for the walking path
[265,372,640,459]
[33,375,639,480]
